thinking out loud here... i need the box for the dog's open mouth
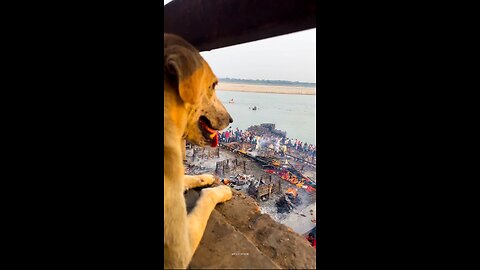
[198,116,219,147]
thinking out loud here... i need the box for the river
[216,91,316,145]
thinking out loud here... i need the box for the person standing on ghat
[275,139,280,153]
[225,129,230,143]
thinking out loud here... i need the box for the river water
[216,91,316,145]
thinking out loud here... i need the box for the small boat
[229,98,234,104]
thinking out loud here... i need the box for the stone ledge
[185,188,316,269]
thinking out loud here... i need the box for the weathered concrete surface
[281,202,317,236]
[186,187,316,269]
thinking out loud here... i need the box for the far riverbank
[217,82,316,95]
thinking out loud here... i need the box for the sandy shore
[217,82,316,95]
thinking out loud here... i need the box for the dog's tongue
[201,121,218,147]
[204,124,216,134]
[211,132,219,147]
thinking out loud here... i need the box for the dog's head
[164,33,233,147]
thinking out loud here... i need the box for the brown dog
[164,33,233,269]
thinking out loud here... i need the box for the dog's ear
[165,46,203,104]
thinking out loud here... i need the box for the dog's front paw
[196,174,216,186]
[184,174,216,190]
[207,185,232,204]
[218,185,233,202]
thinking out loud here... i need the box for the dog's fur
[164,33,233,269]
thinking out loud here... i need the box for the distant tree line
[220,77,316,88]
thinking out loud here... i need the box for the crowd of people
[218,127,316,162]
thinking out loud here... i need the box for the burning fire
[286,188,297,197]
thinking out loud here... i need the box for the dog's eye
[211,82,218,90]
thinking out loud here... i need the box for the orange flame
[286,188,297,197]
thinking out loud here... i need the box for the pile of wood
[246,123,287,138]
[247,177,282,202]
[247,125,271,136]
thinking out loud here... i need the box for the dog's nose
[229,116,233,123]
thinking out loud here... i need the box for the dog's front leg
[187,185,232,253]
[183,174,216,191]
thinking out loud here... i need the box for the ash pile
[184,163,210,175]
[220,172,282,201]
[221,174,253,191]
[276,188,302,213]
[184,142,226,175]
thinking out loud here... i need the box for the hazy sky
[164,0,316,83]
